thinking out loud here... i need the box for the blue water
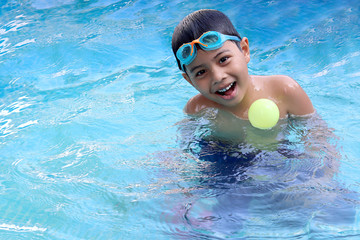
[1,0,360,239]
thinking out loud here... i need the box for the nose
[210,65,227,86]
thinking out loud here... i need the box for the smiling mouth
[216,82,236,96]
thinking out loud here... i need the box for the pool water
[1,0,360,239]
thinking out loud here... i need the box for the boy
[172,9,314,120]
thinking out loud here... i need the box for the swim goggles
[176,31,241,71]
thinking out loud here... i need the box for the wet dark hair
[172,9,242,71]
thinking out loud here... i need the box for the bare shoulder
[261,75,302,96]
[184,94,219,115]
[267,75,299,89]
[266,75,315,116]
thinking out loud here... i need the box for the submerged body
[171,109,343,237]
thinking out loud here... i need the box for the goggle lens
[202,34,219,44]
[182,45,192,59]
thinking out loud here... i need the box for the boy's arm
[281,76,315,116]
[278,76,339,179]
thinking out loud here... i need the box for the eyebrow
[189,49,231,74]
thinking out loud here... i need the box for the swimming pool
[1,0,360,239]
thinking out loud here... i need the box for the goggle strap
[190,40,208,56]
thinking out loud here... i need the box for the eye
[219,56,229,64]
[195,69,206,77]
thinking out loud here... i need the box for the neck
[225,75,255,119]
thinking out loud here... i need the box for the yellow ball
[248,99,279,129]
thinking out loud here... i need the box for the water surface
[0,0,360,239]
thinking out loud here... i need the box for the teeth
[218,82,234,93]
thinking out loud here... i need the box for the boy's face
[182,38,251,109]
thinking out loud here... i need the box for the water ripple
[0,1,359,239]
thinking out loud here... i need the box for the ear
[182,72,194,87]
[240,37,250,63]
